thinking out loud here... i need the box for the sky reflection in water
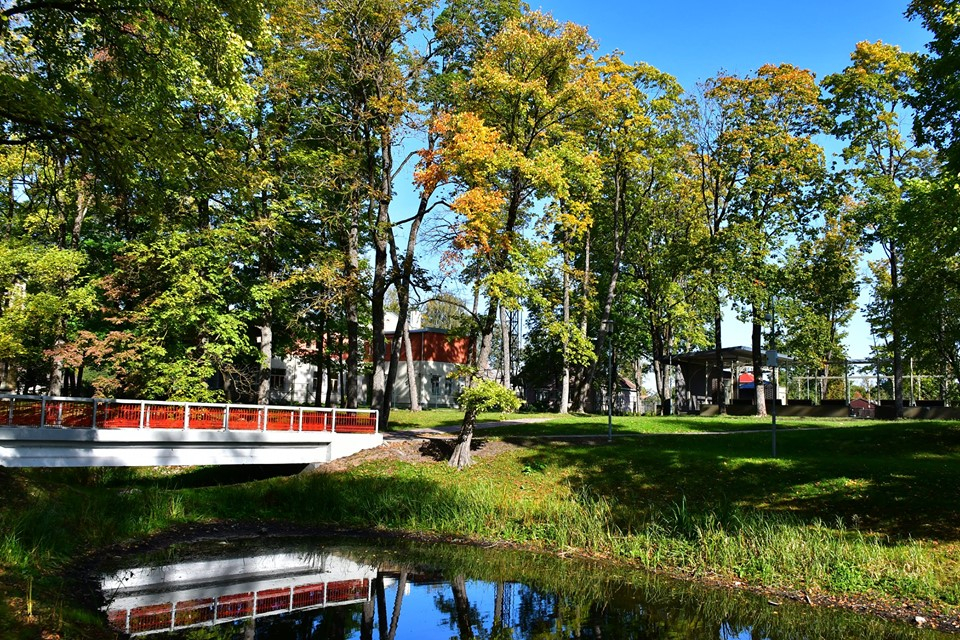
[98,537,948,640]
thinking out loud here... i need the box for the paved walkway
[384,417,551,440]
[384,420,836,441]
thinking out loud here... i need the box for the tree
[584,57,706,413]
[823,40,933,416]
[435,10,601,464]
[701,64,826,415]
[448,378,520,468]
[0,0,264,395]
[779,202,861,398]
[898,176,960,394]
[908,0,960,170]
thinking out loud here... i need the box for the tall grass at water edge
[624,496,957,603]
[183,460,959,606]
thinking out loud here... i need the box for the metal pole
[845,359,850,407]
[603,320,614,442]
[607,337,613,442]
[770,298,777,458]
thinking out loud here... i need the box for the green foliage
[898,176,960,388]
[908,1,960,169]
[779,206,861,373]
[458,379,522,413]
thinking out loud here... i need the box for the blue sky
[541,0,930,91]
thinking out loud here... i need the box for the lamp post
[603,320,614,442]
[766,299,778,458]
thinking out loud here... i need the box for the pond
[95,535,950,639]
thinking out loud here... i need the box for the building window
[270,368,286,391]
[445,379,453,396]
[431,375,441,396]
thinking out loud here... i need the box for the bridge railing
[0,395,378,434]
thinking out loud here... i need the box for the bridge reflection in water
[0,394,381,467]
[102,551,377,636]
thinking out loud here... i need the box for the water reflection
[99,538,950,639]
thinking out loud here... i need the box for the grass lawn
[389,407,859,435]
[1,415,959,636]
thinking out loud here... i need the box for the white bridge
[0,395,382,467]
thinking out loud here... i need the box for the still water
[97,536,949,640]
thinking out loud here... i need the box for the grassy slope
[1,415,959,635]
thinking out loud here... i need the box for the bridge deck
[0,395,381,467]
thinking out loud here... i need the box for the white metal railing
[0,394,379,434]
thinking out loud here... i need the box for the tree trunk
[476,301,497,378]
[500,304,511,389]
[257,315,272,405]
[72,175,91,250]
[449,406,479,469]
[361,598,374,640]
[386,571,407,640]
[560,251,570,413]
[450,575,474,639]
[890,243,904,417]
[578,237,624,412]
[49,340,65,396]
[382,186,432,428]
[375,573,389,640]
[345,220,361,409]
[222,368,234,403]
[571,229,591,412]
[314,314,327,407]
[403,321,420,411]
[713,302,726,411]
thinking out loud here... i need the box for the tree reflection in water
[99,538,949,640]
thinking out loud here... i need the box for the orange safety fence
[292,583,326,608]
[128,603,173,634]
[45,401,95,428]
[326,578,369,603]
[300,411,333,432]
[145,405,186,429]
[2,395,378,434]
[216,592,253,620]
[174,598,216,627]
[333,412,378,434]
[102,403,142,428]
[188,407,225,430]
[264,409,296,431]
[7,400,42,427]
[107,608,128,631]
[225,407,261,431]
[256,587,292,613]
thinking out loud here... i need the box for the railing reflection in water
[102,552,375,636]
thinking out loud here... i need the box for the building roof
[673,346,793,367]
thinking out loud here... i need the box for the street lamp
[602,319,615,442]
[765,299,778,458]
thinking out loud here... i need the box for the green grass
[1,417,959,637]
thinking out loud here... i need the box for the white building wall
[271,356,463,408]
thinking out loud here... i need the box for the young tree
[823,40,933,416]
[779,203,861,398]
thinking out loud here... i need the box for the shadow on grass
[508,421,960,541]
